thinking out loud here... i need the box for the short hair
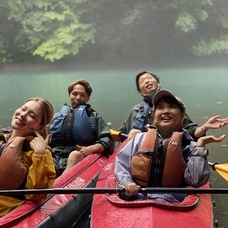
[135,71,160,92]
[68,79,92,97]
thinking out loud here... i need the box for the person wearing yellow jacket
[0,97,56,217]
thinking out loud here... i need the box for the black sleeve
[0,141,7,155]
[183,113,203,141]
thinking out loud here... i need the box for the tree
[167,0,228,56]
[0,0,96,63]
[0,0,227,64]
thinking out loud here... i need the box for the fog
[0,1,228,70]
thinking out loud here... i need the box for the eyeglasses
[139,75,155,84]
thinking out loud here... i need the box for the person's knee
[68,150,81,162]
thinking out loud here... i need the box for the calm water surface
[0,67,228,227]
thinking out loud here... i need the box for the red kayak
[0,153,108,228]
[91,141,214,228]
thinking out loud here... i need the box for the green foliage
[0,0,228,64]
[175,9,208,33]
[0,38,13,63]
[192,35,228,56]
[33,23,95,62]
[175,12,198,32]
[0,0,95,63]
[174,0,211,33]
[30,5,96,62]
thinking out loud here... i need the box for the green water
[1,67,228,227]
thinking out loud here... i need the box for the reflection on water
[0,68,228,227]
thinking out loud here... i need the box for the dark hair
[68,79,92,97]
[135,71,160,92]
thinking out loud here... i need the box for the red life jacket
[130,129,186,187]
[0,137,28,190]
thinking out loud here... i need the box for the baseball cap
[152,89,186,113]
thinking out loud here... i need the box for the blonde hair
[25,97,54,126]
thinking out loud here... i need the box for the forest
[0,0,227,68]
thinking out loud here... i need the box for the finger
[45,134,52,143]
[218,134,226,141]
[220,122,228,127]
[34,131,41,137]
[213,115,222,119]
[76,145,83,150]
[217,119,228,123]
[213,134,226,142]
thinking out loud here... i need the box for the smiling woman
[11,98,54,139]
[0,97,56,217]
[152,94,186,139]
[115,89,226,203]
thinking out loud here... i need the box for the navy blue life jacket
[132,101,152,132]
[48,104,96,147]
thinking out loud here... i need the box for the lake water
[1,67,228,227]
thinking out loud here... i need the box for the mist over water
[0,67,228,227]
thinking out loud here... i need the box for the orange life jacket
[131,128,186,187]
[0,137,28,190]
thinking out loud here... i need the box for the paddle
[0,187,228,196]
[110,129,127,141]
[1,187,228,196]
[208,162,228,181]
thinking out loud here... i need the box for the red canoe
[91,141,214,228]
[0,153,108,228]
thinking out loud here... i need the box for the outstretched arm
[194,115,228,139]
[196,134,226,147]
[185,133,226,187]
